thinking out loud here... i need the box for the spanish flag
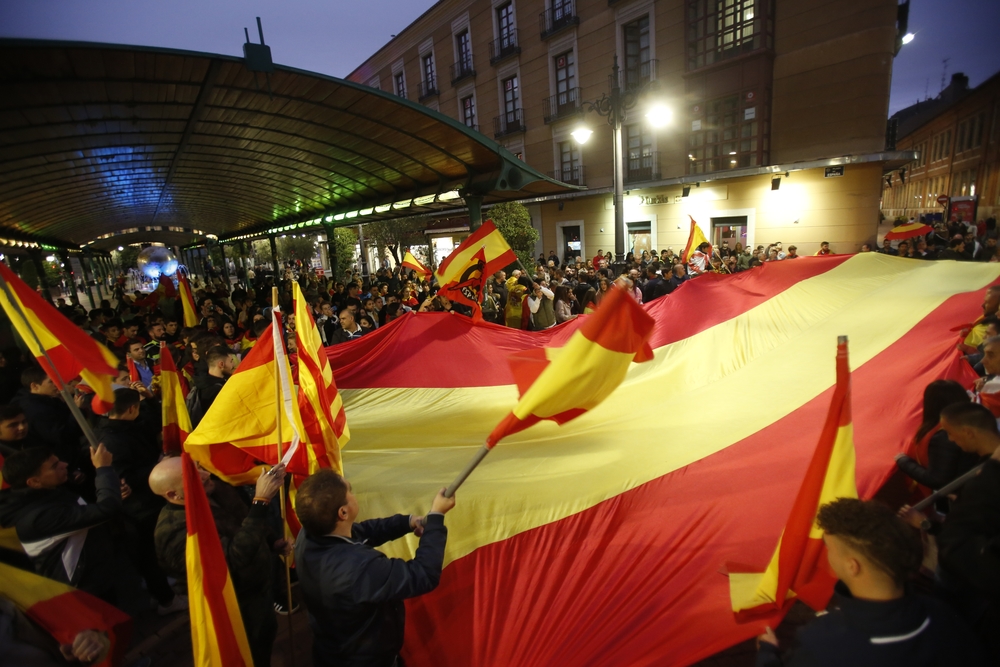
[181,452,254,667]
[435,220,517,311]
[681,215,712,264]
[729,337,857,614]
[126,356,140,384]
[292,282,348,475]
[134,274,178,307]
[0,561,132,667]
[487,286,655,447]
[401,250,432,281]
[161,342,192,455]
[185,315,305,484]
[0,262,119,413]
[177,272,199,328]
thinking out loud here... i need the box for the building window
[555,51,576,104]
[503,74,520,116]
[626,123,657,181]
[457,30,473,70]
[462,95,477,128]
[623,16,652,87]
[558,140,580,183]
[423,53,436,88]
[686,0,772,71]
[688,94,763,174]
[498,2,516,48]
[394,72,406,98]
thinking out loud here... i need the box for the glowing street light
[645,104,672,129]
[571,127,593,144]
[901,32,914,44]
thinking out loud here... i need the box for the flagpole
[444,444,492,498]
[271,287,296,667]
[0,270,102,450]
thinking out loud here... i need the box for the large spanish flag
[0,261,119,413]
[728,337,857,614]
[161,342,192,455]
[0,561,131,667]
[401,250,432,281]
[177,273,199,328]
[181,452,254,667]
[435,220,516,310]
[292,282,348,474]
[322,254,991,666]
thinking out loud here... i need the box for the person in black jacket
[294,470,456,667]
[12,366,85,469]
[188,345,234,427]
[758,498,987,666]
[640,262,664,303]
[0,444,123,603]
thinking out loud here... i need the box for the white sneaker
[158,594,189,616]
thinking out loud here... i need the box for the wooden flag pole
[444,444,491,498]
[271,287,296,667]
[911,462,985,513]
[0,270,102,450]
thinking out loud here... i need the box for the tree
[250,236,319,267]
[363,218,429,265]
[330,228,357,280]
[116,246,141,271]
[489,201,537,271]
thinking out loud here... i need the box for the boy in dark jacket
[293,470,455,667]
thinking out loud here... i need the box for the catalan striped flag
[161,342,192,455]
[729,338,858,614]
[0,561,132,667]
[177,273,199,328]
[401,250,432,281]
[0,261,119,413]
[487,286,655,447]
[181,452,254,667]
[435,220,517,312]
[292,282,348,475]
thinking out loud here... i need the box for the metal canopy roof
[0,40,576,251]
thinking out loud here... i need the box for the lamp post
[572,56,670,268]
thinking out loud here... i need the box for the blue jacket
[294,513,447,667]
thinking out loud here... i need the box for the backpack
[185,387,205,427]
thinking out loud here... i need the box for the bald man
[150,459,286,667]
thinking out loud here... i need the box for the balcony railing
[543,88,583,124]
[489,29,521,65]
[451,60,476,85]
[552,166,585,186]
[418,79,439,100]
[625,152,661,183]
[493,108,525,138]
[540,2,579,38]
[621,59,658,89]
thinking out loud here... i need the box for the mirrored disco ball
[136,246,179,280]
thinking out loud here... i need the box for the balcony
[489,29,521,65]
[552,166,585,186]
[418,79,439,101]
[625,152,661,183]
[493,108,525,138]
[540,2,579,39]
[451,60,476,86]
[621,59,658,90]
[543,88,583,124]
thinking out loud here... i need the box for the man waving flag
[401,250,432,282]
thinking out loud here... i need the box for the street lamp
[901,32,914,44]
[572,56,669,266]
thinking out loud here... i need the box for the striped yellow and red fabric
[728,338,857,614]
[126,356,140,384]
[321,253,995,667]
[177,273,199,328]
[401,250,432,281]
[885,221,933,240]
[292,282,347,474]
[0,561,131,667]
[181,452,254,667]
[184,316,304,484]
[161,342,192,456]
[0,261,119,413]
[435,220,516,311]
[682,215,712,263]
[487,286,654,447]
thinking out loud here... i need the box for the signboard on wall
[948,196,977,223]
[824,166,844,178]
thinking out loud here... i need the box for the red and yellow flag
[181,452,254,667]
[884,221,932,241]
[681,215,712,265]
[177,273,199,328]
[134,274,178,308]
[126,356,140,384]
[161,342,192,456]
[401,250,432,281]
[729,338,858,614]
[0,262,119,413]
[292,282,348,475]
[435,220,517,312]
[487,286,655,447]
[0,561,132,667]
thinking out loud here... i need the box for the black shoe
[274,600,300,615]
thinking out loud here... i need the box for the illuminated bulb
[901,33,914,44]
[645,104,672,128]
[571,127,593,144]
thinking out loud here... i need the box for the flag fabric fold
[0,262,119,413]
[161,342,192,455]
[435,220,517,312]
[182,452,254,667]
[486,286,655,447]
[177,273,199,328]
[0,561,132,667]
[728,338,858,614]
[401,250,432,281]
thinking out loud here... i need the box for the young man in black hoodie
[188,345,235,427]
[0,444,123,603]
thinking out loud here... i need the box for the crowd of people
[1,219,1000,666]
